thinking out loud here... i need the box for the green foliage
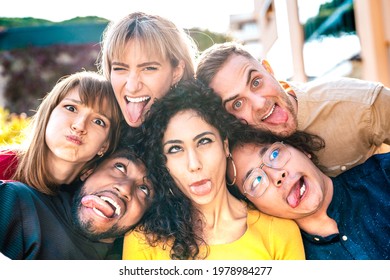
[0,107,29,146]
[303,0,356,41]
[189,28,232,52]
[0,16,109,28]
[0,17,53,28]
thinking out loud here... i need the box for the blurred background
[1,0,389,145]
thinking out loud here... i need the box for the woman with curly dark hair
[122,79,305,260]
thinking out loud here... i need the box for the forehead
[164,110,217,138]
[209,55,254,97]
[233,143,262,161]
[98,156,145,172]
[114,39,168,64]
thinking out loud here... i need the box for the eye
[138,185,151,197]
[167,145,182,154]
[144,66,158,71]
[251,77,261,88]
[93,118,106,127]
[232,99,243,111]
[198,137,212,146]
[65,105,76,112]
[269,148,280,162]
[114,162,126,173]
[112,64,127,71]
[251,175,263,190]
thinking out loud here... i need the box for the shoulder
[0,150,19,178]
[123,229,169,260]
[292,77,383,104]
[336,152,390,179]
[248,209,298,229]
[0,180,46,205]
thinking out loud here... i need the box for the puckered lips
[261,103,288,125]
[66,135,82,145]
[286,177,307,208]
[81,191,124,219]
[125,95,151,124]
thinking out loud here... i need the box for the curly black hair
[133,78,243,259]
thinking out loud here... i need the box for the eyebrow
[222,68,257,108]
[163,131,216,147]
[63,98,111,120]
[63,98,82,104]
[111,61,162,68]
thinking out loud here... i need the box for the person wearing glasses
[228,126,390,260]
[122,79,305,260]
[196,41,390,177]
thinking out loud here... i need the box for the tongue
[286,182,301,208]
[126,102,146,124]
[81,195,115,218]
[189,181,211,196]
[263,105,288,125]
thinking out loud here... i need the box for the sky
[2,0,255,33]
[2,0,358,79]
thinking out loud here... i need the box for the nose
[71,115,87,134]
[187,150,202,172]
[263,166,287,187]
[249,92,267,112]
[125,72,142,94]
[113,182,132,201]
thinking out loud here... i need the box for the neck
[197,185,247,245]
[46,156,84,185]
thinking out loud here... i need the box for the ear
[97,142,109,156]
[261,59,275,76]
[223,138,230,158]
[80,168,94,182]
[172,60,185,85]
[303,151,312,159]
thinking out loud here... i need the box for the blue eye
[252,175,263,189]
[269,148,280,161]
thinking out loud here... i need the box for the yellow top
[122,209,305,260]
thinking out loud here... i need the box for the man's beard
[71,187,135,242]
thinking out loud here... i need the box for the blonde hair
[13,71,122,195]
[98,12,198,82]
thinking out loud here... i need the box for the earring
[226,153,237,186]
[169,188,175,196]
[97,151,104,158]
[170,83,178,91]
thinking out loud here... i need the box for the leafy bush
[0,107,30,146]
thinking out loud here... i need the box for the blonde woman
[98,11,198,128]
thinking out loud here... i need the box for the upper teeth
[300,183,306,197]
[100,196,121,216]
[262,104,275,121]
[125,96,150,103]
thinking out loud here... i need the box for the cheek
[122,205,145,226]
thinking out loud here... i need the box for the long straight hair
[12,71,122,195]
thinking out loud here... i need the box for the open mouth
[124,96,151,123]
[299,178,306,198]
[287,177,307,208]
[125,96,151,104]
[98,196,121,217]
[260,103,289,125]
[261,104,276,121]
[81,194,122,219]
